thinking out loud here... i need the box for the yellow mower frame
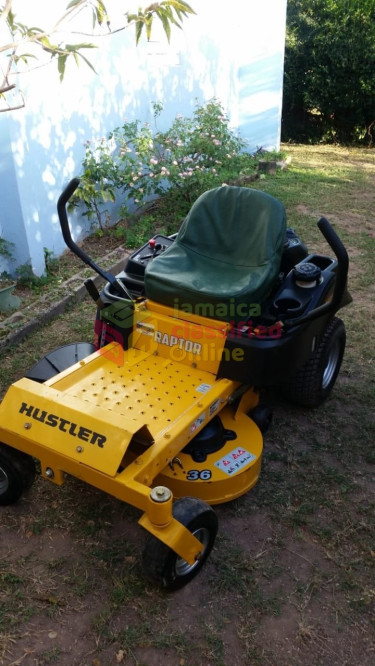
[0,298,263,587]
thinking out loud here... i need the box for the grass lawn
[0,144,374,666]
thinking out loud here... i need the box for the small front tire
[0,444,36,506]
[248,403,273,434]
[142,497,218,590]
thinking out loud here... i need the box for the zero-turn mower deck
[0,297,263,500]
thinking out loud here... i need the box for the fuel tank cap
[293,262,322,287]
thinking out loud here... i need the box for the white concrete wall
[0,0,287,275]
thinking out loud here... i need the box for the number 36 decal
[186,469,212,481]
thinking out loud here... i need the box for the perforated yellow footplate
[47,345,225,441]
[0,338,262,506]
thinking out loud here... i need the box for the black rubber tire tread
[281,317,346,408]
[142,496,218,591]
[248,403,273,434]
[0,443,36,505]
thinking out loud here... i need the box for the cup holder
[273,297,303,315]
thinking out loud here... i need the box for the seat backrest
[176,186,286,267]
[144,186,287,320]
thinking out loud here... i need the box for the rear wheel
[0,444,36,505]
[282,317,346,408]
[142,497,218,590]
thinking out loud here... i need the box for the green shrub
[124,214,164,248]
[283,0,375,145]
[71,99,259,228]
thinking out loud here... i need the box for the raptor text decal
[154,331,202,354]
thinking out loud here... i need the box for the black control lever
[84,278,105,309]
[284,217,349,329]
[57,178,133,303]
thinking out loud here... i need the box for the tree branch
[0,82,15,94]
[0,0,90,53]
[0,1,195,112]
[65,25,128,39]
[0,0,13,25]
[0,101,25,112]
[0,87,25,112]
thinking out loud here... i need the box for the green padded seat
[144,186,286,322]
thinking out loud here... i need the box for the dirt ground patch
[1,396,374,666]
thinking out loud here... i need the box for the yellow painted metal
[0,298,264,564]
[146,490,173,526]
[131,300,230,375]
[0,378,137,477]
[138,513,204,564]
[155,404,263,504]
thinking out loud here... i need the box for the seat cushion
[145,186,286,322]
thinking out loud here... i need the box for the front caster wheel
[282,317,346,408]
[142,497,218,590]
[248,403,273,434]
[0,443,36,506]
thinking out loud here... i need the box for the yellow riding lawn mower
[0,181,351,589]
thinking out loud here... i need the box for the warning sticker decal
[196,383,212,394]
[215,447,256,476]
[190,413,206,434]
[209,399,220,417]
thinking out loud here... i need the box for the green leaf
[101,189,116,203]
[21,25,43,35]
[135,21,144,45]
[57,54,68,81]
[97,0,109,26]
[66,0,84,9]
[13,53,37,63]
[40,36,54,48]
[65,42,97,51]
[6,10,16,31]
[162,0,196,16]
[127,0,194,43]
[75,51,97,74]
[145,15,153,41]
[158,12,172,42]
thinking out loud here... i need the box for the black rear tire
[142,497,218,590]
[281,317,346,408]
[0,444,36,505]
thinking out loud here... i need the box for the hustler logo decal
[19,402,106,448]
